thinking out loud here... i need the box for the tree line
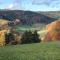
[5,30,41,45]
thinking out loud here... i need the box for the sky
[0,0,60,11]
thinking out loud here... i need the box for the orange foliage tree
[43,20,60,41]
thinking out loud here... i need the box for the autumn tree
[43,20,60,41]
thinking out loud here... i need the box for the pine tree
[21,30,41,44]
[21,30,33,44]
[32,30,41,43]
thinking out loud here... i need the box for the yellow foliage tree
[0,30,10,46]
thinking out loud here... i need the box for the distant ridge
[0,10,57,25]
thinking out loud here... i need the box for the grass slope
[0,19,8,25]
[0,42,60,60]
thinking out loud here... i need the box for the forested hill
[0,10,57,25]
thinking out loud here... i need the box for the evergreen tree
[21,30,33,44]
[32,30,41,43]
[21,30,41,44]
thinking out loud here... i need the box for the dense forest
[0,10,57,25]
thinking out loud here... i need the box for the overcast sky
[0,0,60,11]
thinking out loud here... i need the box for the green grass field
[0,41,60,60]
[14,24,46,33]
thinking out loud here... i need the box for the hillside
[0,42,60,60]
[0,10,57,25]
[39,11,60,19]
[0,19,9,25]
[0,10,59,33]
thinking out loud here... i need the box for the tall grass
[0,41,60,60]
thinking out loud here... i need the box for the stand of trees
[21,30,41,44]
[5,30,41,45]
[5,32,15,44]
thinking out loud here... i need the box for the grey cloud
[32,0,60,6]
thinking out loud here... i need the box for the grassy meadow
[0,41,60,60]
[14,23,46,32]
